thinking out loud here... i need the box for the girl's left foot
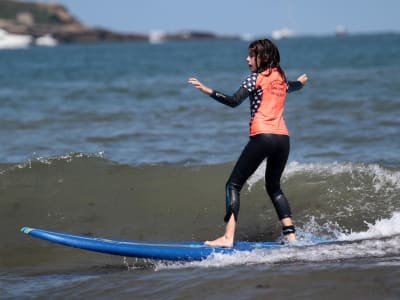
[285,233,296,243]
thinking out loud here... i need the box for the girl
[188,39,308,247]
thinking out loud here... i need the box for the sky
[36,0,400,37]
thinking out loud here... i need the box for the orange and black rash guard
[210,69,303,136]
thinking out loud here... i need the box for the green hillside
[0,0,71,25]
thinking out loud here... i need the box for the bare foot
[205,235,234,248]
[285,233,297,243]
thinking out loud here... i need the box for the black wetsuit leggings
[224,133,292,222]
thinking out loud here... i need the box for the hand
[296,73,308,86]
[188,77,213,95]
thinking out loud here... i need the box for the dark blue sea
[1,34,400,299]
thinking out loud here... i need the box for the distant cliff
[0,0,237,43]
[0,0,148,42]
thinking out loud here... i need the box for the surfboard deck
[21,227,332,261]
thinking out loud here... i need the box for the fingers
[188,77,212,95]
[188,77,203,90]
[297,73,308,85]
[188,77,200,86]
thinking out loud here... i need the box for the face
[246,50,258,72]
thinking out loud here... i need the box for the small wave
[248,161,400,192]
[0,152,107,174]
[3,157,400,268]
[245,161,400,229]
[154,213,400,270]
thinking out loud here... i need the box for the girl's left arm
[287,73,308,93]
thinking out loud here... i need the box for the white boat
[335,25,348,36]
[149,31,166,44]
[35,34,58,47]
[271,28,295,40]
[0,28,32,49]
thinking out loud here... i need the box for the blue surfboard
[21,227,331,261]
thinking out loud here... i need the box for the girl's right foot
[205,235,234,248]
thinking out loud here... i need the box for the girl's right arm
[188,77,249,108]
[188,78,213,95]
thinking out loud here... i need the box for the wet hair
[248,39,287,82]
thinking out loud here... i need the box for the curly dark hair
[248,39,287,82]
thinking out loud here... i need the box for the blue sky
[41,0,400,37]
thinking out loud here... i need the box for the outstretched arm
[287,73,308,93]
[188,78,213,95]
[188,77,248,108]
[297,73,308,85]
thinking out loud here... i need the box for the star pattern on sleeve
[242,73,263,121]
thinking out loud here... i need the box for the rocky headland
[0,0,238,43]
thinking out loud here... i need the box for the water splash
[340,211,400,241]
[154,213,400,270]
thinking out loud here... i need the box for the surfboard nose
[21,227,33,234]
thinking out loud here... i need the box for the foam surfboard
[21,227,332,261]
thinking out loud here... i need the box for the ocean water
[1,34,400,299]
